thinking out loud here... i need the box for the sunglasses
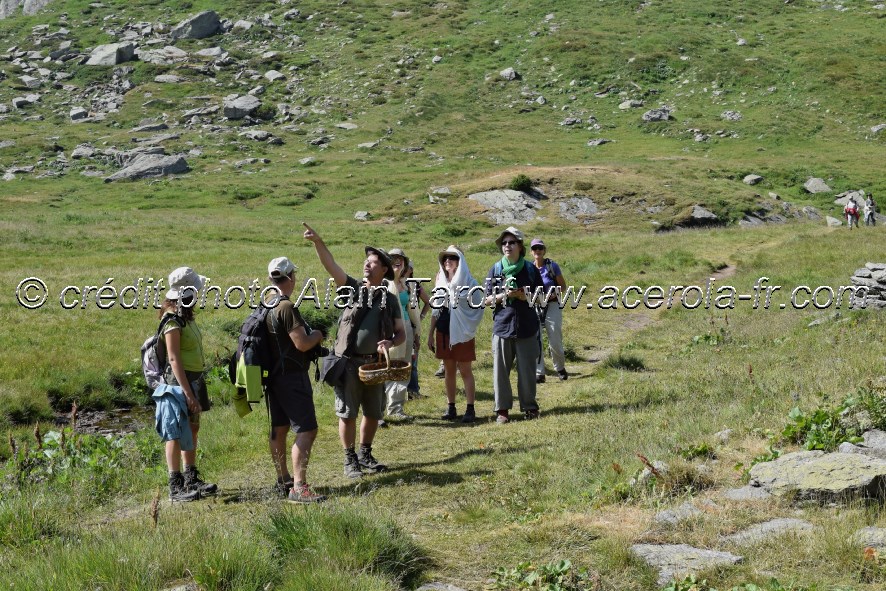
[501,240,519,246]
[531,245,545,251]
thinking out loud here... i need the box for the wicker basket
[358,349,411,385]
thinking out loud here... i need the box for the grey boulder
[804,177,832,194]
[468,189,541,224]
[631,544,742,586]
[749,451,886,502]
[86,42,136,66]
[170,11,221,40]
[104,154,189,182]
[223,95,261,120]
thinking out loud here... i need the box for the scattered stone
[834,190,866,208]
[233,20,253,31]
[239,129,272,141]
[631,544,743,586]
[872,124,886,135]
[432,55,443,64]
[223,95,261,120]
[619,99,644,110]
[560,117,582,126]
[104,154,189,182]
[264,70,285,82]
[0,140,16,149]
[721,110,743,121]
[852,527,886,550]
[417,584,468,591]
[642,107,672,122]
[743,174,764,185]
[154,75,182,84]
[721,518,813,546]
[654,501,704,526]
[681,205,719,227]
[736,38,748,46]
[335,122,358,130]
[12,94,40,108]
[85,42,136,66]
[19,75,41,89]
[694,132,710,142]
[71,144,95,159]
[357,141,379,149]
[132,122,169,133]
[722,485,773,502]
[499,67,519,81]
[631,460,668,486]
[138,45,188,65]
[826,216,843,227]
[132,133,180,145]
[749,451,886,502]
[170,11,221,40]
[804,177,832,194]
[195,47,224,58]
[840,431,886,461]
[310,136,331,146]
[468,189,541,224]
[587,138,611,146]
[248,85,265,96]
[715,429,733,443]
[354,211,371,221]
[69,107,88,120]
[535,96,546,105]
[299,157,316,166]
[234,157,270,167]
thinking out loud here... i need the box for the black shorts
[267,371,318,433]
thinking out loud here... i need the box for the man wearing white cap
[265,257,327,503]
[483,227,543,423]
[303,223,405,478]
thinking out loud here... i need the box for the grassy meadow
[1,0,886,589]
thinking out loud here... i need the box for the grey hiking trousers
[492,333,540,413]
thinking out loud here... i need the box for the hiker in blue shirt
[483,227,543,423]
[530,238,569,383]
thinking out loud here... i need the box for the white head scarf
[434,245,484,346]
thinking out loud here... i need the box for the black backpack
[228,304,277,404]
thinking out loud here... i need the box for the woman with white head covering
[427,245,484,423]
[156,266,217,501]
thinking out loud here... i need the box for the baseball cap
[165,267,207,300]
[268,256,297,279]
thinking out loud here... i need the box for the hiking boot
[495,410,510,424]
[169,471,201,502]
[387,411,412,421]
[287,482,327,504]
[440,406,458,421]
[557,369,568,381]
[434,364,445,378]
[407,390,426,400]
[535,374,546,384]
[183,465,218,495]
[460,407,476,424]
[275,475,295,497]
[524,409,540,420]
[357,446,387,474]
[344,449,363,479]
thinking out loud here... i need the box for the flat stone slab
[721,518,813,546]
[417,584,468,591]
[654,501,705,526]
[468,189,541,224]
[749,451,886,501]
[722,486,772,502]
[631,544,742,586]
[852,527,886,550]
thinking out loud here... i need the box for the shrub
[508,174,533,192]
[601,353,646,372]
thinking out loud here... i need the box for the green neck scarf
[500,256,525,302]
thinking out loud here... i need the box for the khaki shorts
[334,356,385,420]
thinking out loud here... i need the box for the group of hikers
[844,193,877,229]
[151,224,569,503]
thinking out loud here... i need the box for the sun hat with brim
[365,246,395,280]
[268,256,297,279]
[166,266,207,300]
[438,244,463,266]
[387,248,410,270]
[495,226,524,247]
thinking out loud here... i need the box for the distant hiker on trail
[483,227,544,424]
[530,238,569,383]
[405,261,431,400]
[428,245,484,423]
[154,266,217,501]
[383,248,421,421]
[265,256,327,504]
[845,196,860,229]
[864,194,877,226]
[303,223,405,478]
